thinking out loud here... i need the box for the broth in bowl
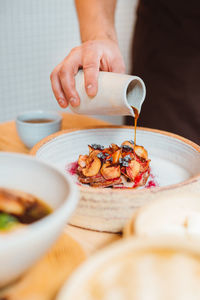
[0,188,52,232]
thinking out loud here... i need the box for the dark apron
[125,0,200,145]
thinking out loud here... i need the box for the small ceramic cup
[69,70,146,117]
[16,110,62,149]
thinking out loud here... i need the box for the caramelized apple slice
[101,163,121,180]
[112,149,121,164]
[88,145,102,154]
[121,141,134,150]
[140,159,150,173]
[78,155,88,168]
[86,150,101,168]
[134,145,148,160]
[82,157,101,177]
[122,152,135,160]
[126,160,141,181]
[121,166,127,176]
[110,143,120,152]
[89,150,101,159]
[88,145,93,153]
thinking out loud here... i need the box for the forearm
[75,0,117,42]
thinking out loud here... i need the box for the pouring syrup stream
[131,106,139,147]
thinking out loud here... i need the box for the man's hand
[50,39,125,108]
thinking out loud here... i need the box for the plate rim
[30,125,200,194]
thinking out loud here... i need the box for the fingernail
[87,84,97,97]
[58,98,66,107]
[87,84,92,90]
[69,97,78,107]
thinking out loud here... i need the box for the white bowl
[31,126,200,233]
[57,236,200,300]
[0,152,79,287]
[124,192,200,238]
[16,110,62,148]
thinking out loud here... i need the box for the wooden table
[2,112,199,299]
[0,112,109,154]
[0,112,121,254]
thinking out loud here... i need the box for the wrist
[80,26,117,44]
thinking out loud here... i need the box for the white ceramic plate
[124,192,200,238]
[31,126,200,232]
[57,237,200,300]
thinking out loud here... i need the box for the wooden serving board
[0,233,85,300]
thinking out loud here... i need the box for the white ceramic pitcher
[69,70,146,117]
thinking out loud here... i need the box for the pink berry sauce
[145,173,158,189]
[66,161,159,189]
[66,161,78,176]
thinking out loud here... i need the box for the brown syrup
[131,106,139,146]
[23,119,54,123]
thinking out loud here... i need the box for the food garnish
[0,213,18,231]
[76,141,151,188]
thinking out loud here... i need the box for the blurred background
[0,0,138,124]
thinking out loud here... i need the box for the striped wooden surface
[0,234,85,300]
